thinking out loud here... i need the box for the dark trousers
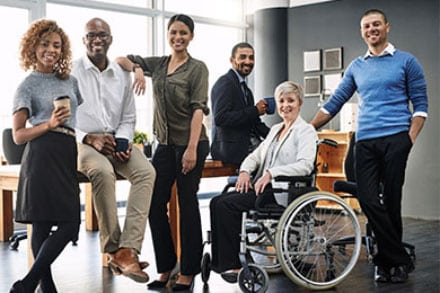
[355,131,413,268]
[209,188,276,272]
[22,221,79,291]
[149,141,209,275]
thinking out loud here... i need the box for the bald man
[72,18,156,283]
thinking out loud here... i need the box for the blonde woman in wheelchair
[209,81,318,284]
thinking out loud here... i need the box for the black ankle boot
[9,281,26,293]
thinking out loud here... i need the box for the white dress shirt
[72,55,136,143]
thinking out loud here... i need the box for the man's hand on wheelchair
[236,171,253,193]
[254,171,272,195]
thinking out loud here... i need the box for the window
[163,20,243,105]
[164,0,244,22]
[0,6,29,131]
[47,3,154,135]
[182,22,243,134]
[90,0,152,8]
[0,0,247,159]
[47,4,152,61]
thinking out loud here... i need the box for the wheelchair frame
[234,191,362,292]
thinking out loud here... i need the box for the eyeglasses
[85,33,111,41]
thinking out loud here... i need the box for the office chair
[2,128,27,249]
[2,128,26,165]
[333,132,415,262]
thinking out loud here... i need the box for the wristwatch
[132,63,141,72]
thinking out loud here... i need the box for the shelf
[317,173,345,178]
[316,131,358,210]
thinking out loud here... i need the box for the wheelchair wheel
[275,191,361,290]
[238,264,269,293]
[246,219,282,273]
[201,252,211,284]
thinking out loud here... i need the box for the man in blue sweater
[311,9,428,283]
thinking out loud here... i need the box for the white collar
[82,55,116,74]
[364,43,396,59]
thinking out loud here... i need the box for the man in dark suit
[210,42,270,165]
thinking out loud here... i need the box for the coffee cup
[53,96,71,116]
[264,97,276,115]
[115,137,129,153]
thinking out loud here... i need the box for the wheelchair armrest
[273,175,313,188]
[221,182,235,194]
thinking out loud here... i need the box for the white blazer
[240,116,318,182]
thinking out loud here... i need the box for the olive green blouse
[128,54,210,145]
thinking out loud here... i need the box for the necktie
[241,81,252,105]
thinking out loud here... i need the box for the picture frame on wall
[304,75,321,97]
[303,50,321,72]
[323,47,343,70]
[324,72,343,93]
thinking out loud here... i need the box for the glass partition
[164,0,243,22]
[0,6,29,162]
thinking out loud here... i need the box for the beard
[235,61,254,77]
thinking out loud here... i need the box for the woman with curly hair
[9,19,83,293]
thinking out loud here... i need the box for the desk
[0,165,20,241]
[169,160,237,259]
[0,165,129,267]
[0,165,103,241]
[0,161,237,262]
[83,160,238,253]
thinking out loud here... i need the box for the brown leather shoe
[109,248,149,283]
[108,250,149,271]
[108,257,149,276]
[139,261,150,270]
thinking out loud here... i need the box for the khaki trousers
[78,143,156,254]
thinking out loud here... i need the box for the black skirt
[15,131,80,224]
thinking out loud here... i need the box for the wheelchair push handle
[318,138,338,148]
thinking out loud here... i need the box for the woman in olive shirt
[117,14,209,291]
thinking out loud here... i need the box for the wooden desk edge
[1,160,237,267]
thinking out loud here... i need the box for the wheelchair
[201,139,363,292]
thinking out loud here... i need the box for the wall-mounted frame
[324,72,343,93]
[323,47,343,70]
[304,75,321,97]
[303,50,321,72]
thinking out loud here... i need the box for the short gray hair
[274,81,304,105]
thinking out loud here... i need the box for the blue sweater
[323,50,428,141]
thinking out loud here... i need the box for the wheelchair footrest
[245,223,264,234]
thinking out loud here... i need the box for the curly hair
[19,19,72,79]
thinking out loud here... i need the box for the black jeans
[355,131,413,268]
[149,141,209,275]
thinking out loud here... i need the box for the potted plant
[133,130,148,145]
[133,130,152,158]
